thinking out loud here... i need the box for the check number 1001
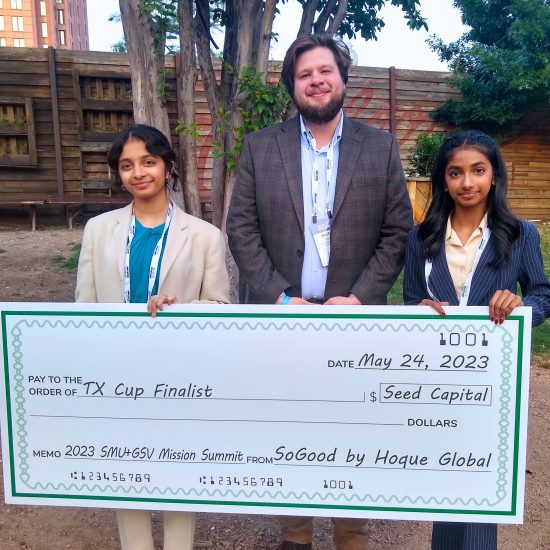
[439,332,488,347]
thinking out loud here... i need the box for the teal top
[129,219,167,303]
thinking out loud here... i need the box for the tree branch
[194,0,223,112]
[314,0,337,33]
[195,0,219,49]
[327,0,348,34]
[220,0,237,106]
[298,0,320,36]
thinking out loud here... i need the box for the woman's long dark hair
[418,130,520,267]
[107,124,179,190]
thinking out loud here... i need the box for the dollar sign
[370,391,377,402]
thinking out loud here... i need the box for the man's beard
[294,89,345,125]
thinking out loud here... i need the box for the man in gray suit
[227,33,412,550]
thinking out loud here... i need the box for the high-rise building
[0,0,89,50]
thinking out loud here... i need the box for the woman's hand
[488,290,523,324]
[147,294,177,317]
[417,299,449,316]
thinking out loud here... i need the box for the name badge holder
[305,124,338,269]
[310,216,332,267]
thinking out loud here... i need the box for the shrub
[406,133,446,177]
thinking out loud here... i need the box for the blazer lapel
[276,116,304,232]
[159,205,189,287]
[111,204,133,284]
[332,116,362,219]
[429,249,460,305]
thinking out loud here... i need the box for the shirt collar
[446,213,488,246]
[300,111,343,151]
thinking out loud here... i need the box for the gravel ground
[0,225,548,549]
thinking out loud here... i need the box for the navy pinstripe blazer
[404,220,550,327]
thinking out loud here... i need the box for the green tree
[118,0,427,225]
[430,0,550,132]
[110,40,127,52]
[297,0,426,38]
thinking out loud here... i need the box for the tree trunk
[299,0,320,35]
[118,0,170,139]
[327,0,348,33]
[234,0,260,72]
[176,0,201,218]
[194,0,233,229]
[255,0,277,79]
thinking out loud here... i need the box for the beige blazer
[75,203,230,304]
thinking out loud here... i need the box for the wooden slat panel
[0,49,549,219]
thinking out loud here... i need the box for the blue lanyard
[124,201,173,303]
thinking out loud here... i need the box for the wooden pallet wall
[501,106,550,220]
[0,49,56,198]
[0,48,548,220]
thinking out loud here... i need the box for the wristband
[281,295,291,305]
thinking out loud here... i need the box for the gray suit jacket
[227,115,413,304]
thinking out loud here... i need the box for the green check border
[1,310,525,517]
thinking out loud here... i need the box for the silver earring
[166,176,174,187]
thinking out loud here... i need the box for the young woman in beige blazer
[76,124,230,550]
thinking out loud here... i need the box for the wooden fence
[0,48,548,219]
[500,106,550,220]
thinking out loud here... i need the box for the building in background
[0,0,88,49]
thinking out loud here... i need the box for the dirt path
[0,228,548,549]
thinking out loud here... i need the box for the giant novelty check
[0,303,531,523]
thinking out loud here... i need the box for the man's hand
[323,295,362,306]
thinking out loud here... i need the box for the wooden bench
[46,196,131,229]
[0,196,131,231]
[0,199,46,231]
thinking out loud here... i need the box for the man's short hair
[281,33,352,99]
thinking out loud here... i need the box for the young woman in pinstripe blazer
[403,130,550,550]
